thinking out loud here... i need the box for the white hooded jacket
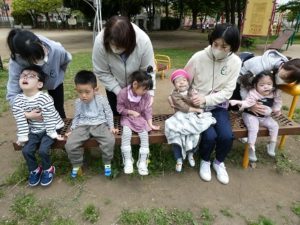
[184,45,242,107]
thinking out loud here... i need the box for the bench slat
[13,113,300,151]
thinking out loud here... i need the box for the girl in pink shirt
[117,69,160,175]
[230,72,282,162]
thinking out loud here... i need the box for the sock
[72,167,80,172]
[188,152,194,158]
[104,164,111,169]
[33,167,40,173]
[46,166,54,172]
[268,142,276,152]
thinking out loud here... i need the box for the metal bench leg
[242,144,249,168]
[279,95,299,149]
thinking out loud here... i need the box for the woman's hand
[191,94,206,107]
[249,102,271,116]
[150,124,160,130]
[24,109,43,121]
[56,135,65,141]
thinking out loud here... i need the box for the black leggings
[48,83,66,119]
[105,90,120,116]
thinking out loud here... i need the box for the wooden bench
[13,111,300,169]
[12,83,300,169]
[268,29,294,51]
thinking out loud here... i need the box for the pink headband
[170,69,191,83]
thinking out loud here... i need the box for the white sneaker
[199,160,211,182]
[175,159,183,172]
[137,160,149,176]
[213,161,229,185]
[248,146,257,162]
[188,153,195,167]
[124,158,134,174]
[266,144,276,157]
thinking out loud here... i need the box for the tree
[12,0,63,27]
[277,0,300,27]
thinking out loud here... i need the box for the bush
[241,37,255,48]
[11,11,32,26]
[160,17,180,30]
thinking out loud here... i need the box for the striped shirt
[12,91,64,142]
[71,95,114,130]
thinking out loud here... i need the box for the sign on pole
[242,0,275,36]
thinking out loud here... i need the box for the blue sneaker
[28,166,42,187]
[40,166,55,186]
[70,167,82,178]
[104,164,111,177]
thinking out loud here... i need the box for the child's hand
[16,140,26,146]
[273,110,282,116]
[25,109,43,121]
[129,110,140,117]
[56,135,65,141]
[196,108,204,113]
[65,131,72,137]
[168,96,175,108]
[110,127,119,134]
[229,100,240,106]
[150,124,160,130]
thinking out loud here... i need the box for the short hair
[74,70,97,88]
[209,23,240,52]
[103,16,136,56]
[129,70,153,90]
[7,28,45,65]
[21,65,46,84]
[282,58,300,84]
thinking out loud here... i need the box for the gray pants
[65,124,115,167]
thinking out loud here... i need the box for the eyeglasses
[20,72,38,79]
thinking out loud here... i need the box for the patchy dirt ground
[0,29,299,225]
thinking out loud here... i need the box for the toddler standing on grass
[117,68,160,176]
[230,72,282,161]
[65,70,118,178]
[12,65,64,187]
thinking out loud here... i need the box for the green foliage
[0,69,9,116]
[291,201,300,217]
[200,208,215,225]
[220,208,234,218]
[82,204,100,224]
[155,48,194,69]
[5,160,28,185]
[247,215,276,225]
[5,193,75,225]
[241,37,256,49]
[275,151,300,174]
[118,208,197,225]
[160,17,180,30]
[10,11,33,25]
[12,0,63,14]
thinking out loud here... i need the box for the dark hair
[21,65,46,90]
[209,23,240,52]
[252,71,276,91]
[129,70,153,90]
[103,16,136,56]
[74,70,97,88]
[7,28,45,65]
[281,58,300,84]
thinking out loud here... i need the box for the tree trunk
[165,0,169,19]
[237,0,242,30]
[178,0,184,29]
[230,0,236,24]
[225,0,230,23]
[191,10,198,29]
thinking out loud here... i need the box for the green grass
[82,204,100,224]
[220,208,234,218]
[200,208,215,225]
[155,48,194,69]
[118,208,197,225]
[0,193,76,225]
[291,201,300,217]
[247,216,276,225]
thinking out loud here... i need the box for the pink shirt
[117,87,152,132]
